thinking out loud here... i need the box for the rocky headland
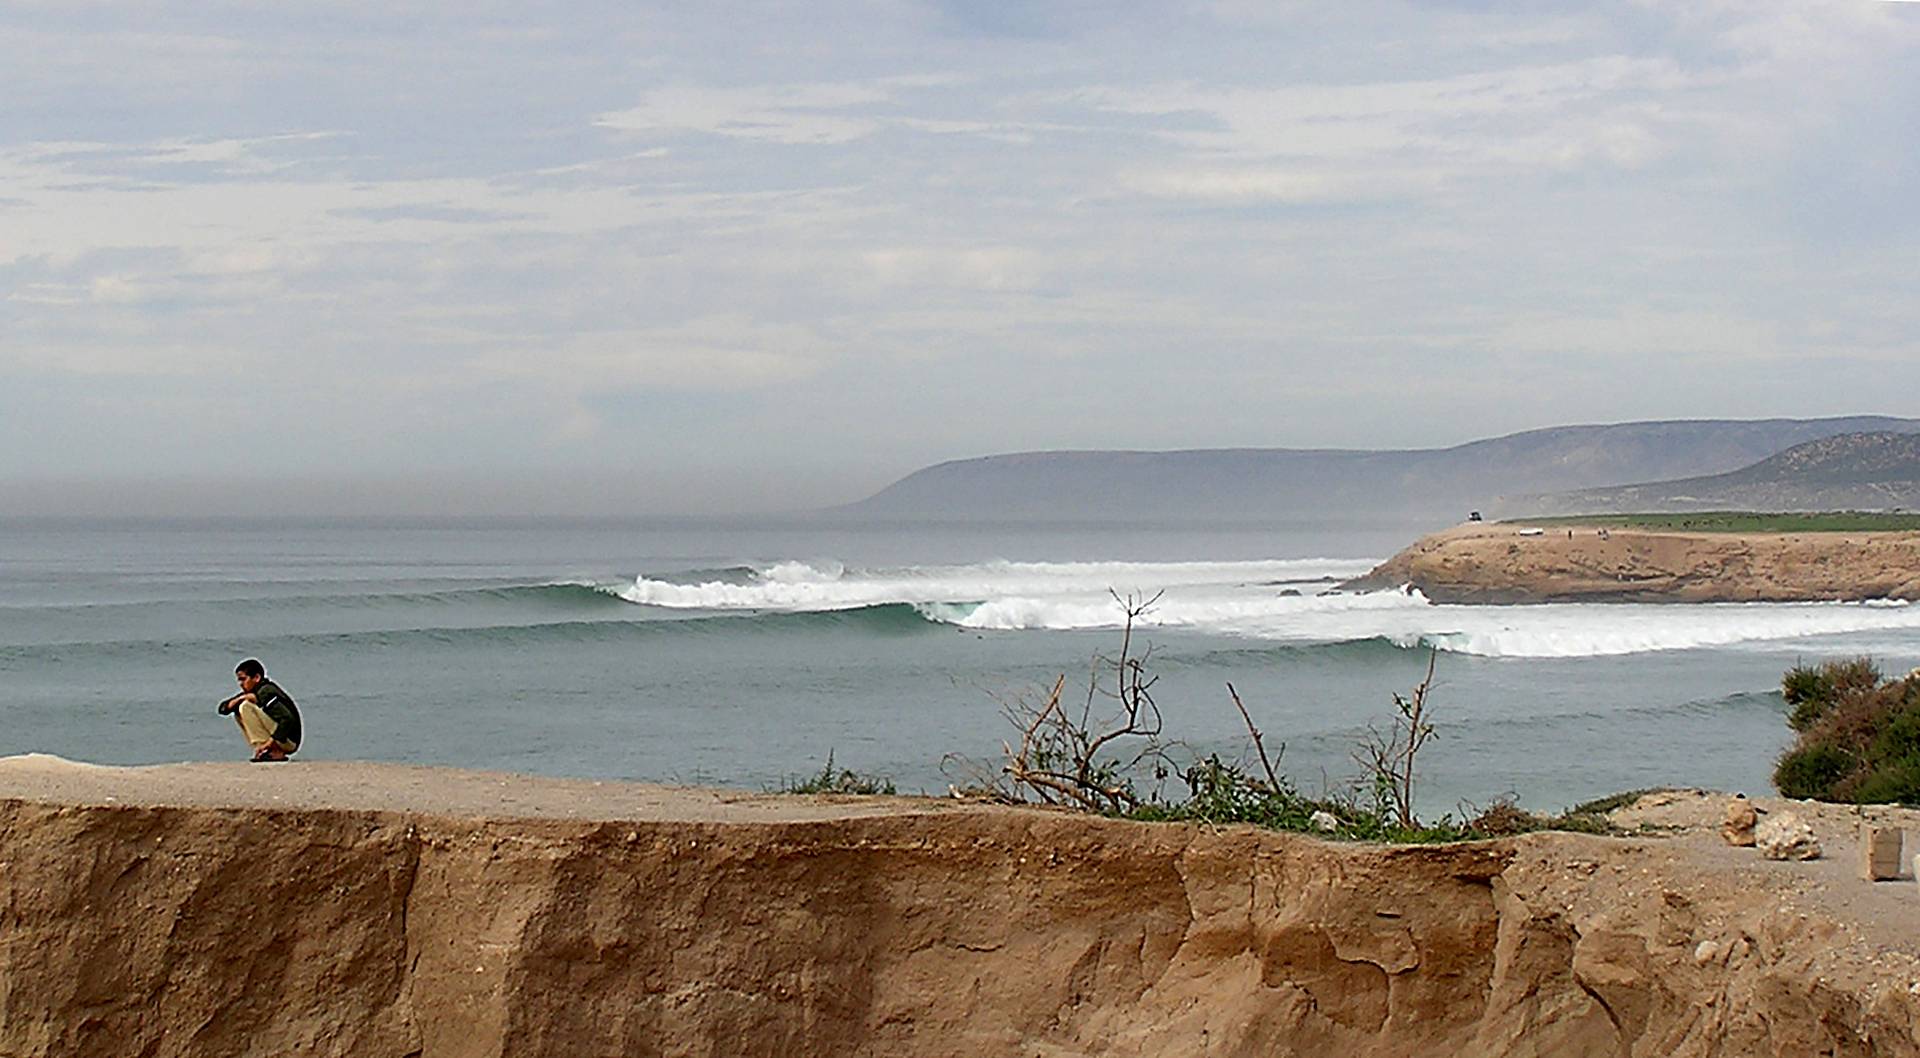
[5,755,1920,1056]
[1341,522,1920,604]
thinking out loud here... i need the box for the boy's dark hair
[235,658,266,679]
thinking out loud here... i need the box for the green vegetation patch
[949,600,1648,843]
[778,751,897,796]
[1566,788,1670,816]
[1773,658,1920,804]
[1513,512,1920,533]
[1117,755,1625,843]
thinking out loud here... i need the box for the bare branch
[1350,649,1440,829]
[1227,682,1283,793]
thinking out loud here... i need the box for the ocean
[6,515,1918,814]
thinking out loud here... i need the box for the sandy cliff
[1343,523,1920,604]
[4,757,1920,1057]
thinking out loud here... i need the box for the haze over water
[7,515,1917,812]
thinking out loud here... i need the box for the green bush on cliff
[1781,657,1880,732]
[1773,744,1854,799]
[1121,755,1476,842]
[1773,658,1920,803]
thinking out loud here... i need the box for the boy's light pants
[236,700,296,752]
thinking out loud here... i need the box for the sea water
[5,515,1918,813]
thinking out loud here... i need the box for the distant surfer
[215,659,302,762]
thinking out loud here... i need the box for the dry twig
[1353,648,1439,829]
[1227,682,1284,793]
[994,591,1167,813]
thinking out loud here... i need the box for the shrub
[781,751,896,796]
[1781,662,1825,706]
[1463,799,1538,837]
[1781,664,1829,731]
[1773,659,1920,804]
[957,596,1627,842]
[1828,657,1885,698]
[1128,756,1320,829]
[1783,657,1880,732]
[1773,743,1853,800]
[1566,788,1666,816]
[1868,705,1920,764]
[1849,755,1920,804]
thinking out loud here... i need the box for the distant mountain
[841,417,1920,524]
[1514,432,1920,516]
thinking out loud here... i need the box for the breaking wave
[612,558,1920,659]
[621,558,1374,610]
[1389,602,1920,659]
[20,560,1919,662]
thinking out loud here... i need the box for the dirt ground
[1608,787,1920,960]
[0,751,954,824]
[7,754,1920,1057]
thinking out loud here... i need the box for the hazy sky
[4,1,1918,515]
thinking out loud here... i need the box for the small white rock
[1309,810,1340,832]
[1756,811,1822,861]
[1693,940,1722,966]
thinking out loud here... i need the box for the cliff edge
[4,756,1920,1057]
[1342,522,1920,604]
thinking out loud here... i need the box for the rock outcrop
[1756,811,1824,861]
[1721,796,1758,847]
[2,759,1918,1057]
[1341,523,1920,604]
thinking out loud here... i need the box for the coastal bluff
[5,757,1920,1057]
[1342,522,1920,604]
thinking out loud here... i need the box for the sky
[4,1,1918,515]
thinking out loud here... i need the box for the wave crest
[619,556,1920,659]
[619,558,1373,612]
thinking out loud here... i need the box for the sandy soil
[1343,522,1920,603]
[1608,788,1920,960]
[8,755,1920,1056]
[9,754,1917,958]
[0,752,953,824]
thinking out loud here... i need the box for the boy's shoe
[250,746,290,763]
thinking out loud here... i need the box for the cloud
[1076,54,1711,206]
[596,82,893,145]
[333,203,535,224]
[0,133,869,269]
[595,78,968,145]
[1116,166,1414,205]
[1489,307,1785,363]
[2,3,1918,507]
[590,75,1083,150]
[470,317,832,398]
[1632,0,1920,65]
[860,246,1052,292]
[3,334,260,377]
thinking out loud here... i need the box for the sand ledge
[5,759,1920,1056]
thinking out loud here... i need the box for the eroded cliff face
[2,786,1917,1057]
[1342,524,1920,604]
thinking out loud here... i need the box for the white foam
[620,558,1375,611]
[1394,601,1920,658]
[957,587,1920,658]
[618,558,1920,658]
[954,584,1423,632]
